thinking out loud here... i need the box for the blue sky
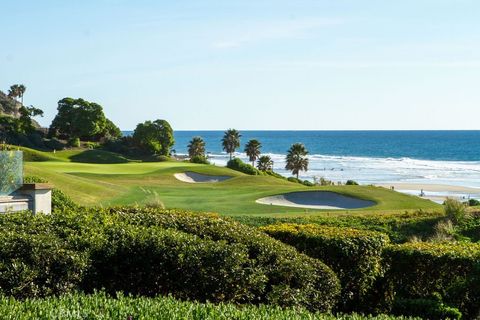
[1,0,480,130]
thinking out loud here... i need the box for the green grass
[0,292,419,320]
[23,148,441,216]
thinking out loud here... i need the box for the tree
[244,139,261,166]
[7,85,20,101]
[222,129,241,160]
[49,98,108,141]
[188,136,206,158]
[7,84,23,117]
[18,105,43,134]
[133,119,174,156]
[18,84,26,105]
[285,143,309,179]
[257,155,273,171]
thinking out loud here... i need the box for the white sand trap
[174,171,232,183]
[256,191,375,210]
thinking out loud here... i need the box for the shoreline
[376,183,480,203]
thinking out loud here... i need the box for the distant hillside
[0,90,20,118]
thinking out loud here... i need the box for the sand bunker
[174,172,231,183]
[256,191,375,210]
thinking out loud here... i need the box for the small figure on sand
[420,189,425,197]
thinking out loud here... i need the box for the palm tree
[8,85,20,101]
[8,85,22,117]
[188,136,206,158]
[244,139,261,166]
[257,155,273,171]
[221,129,241,160]
[18,84,26,105]
[285,143,309,179]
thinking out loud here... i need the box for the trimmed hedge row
[261,223,480,319]
[384,241,480,319]
[261,223,390,312]
[0,208,340,312]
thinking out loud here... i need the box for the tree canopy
[49,98,120,141]
[133,119,174,156]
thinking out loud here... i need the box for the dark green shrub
[190,155,210,164]
[467,199,480,206]
[392,297,461,320]
[287,177,301,183]
[227,158,261,175]
[346,180,359,185]
[303,180,314,186]
[383,241,480,318]
[0,208,340,312]
[108,207,340,311]
[67,137,80,148]
[44,137,65,150]
[0,231,88,298]
[261,223,390,312]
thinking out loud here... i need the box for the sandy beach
[376,183,480,203]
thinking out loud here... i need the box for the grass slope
[23,149,441,216]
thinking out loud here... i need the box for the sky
[1,0,480,130]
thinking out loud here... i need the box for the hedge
[384,241,480,318]
[0,208,340,313]
[261,223,390,312]
[107,207,341,311]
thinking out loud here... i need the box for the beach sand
[376,183,480,203]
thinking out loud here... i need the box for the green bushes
[190,155,210,164]
[0,232,87,298]
[109,207,340,311]
[0,208,340,312]
[67,137,80,148]
[392,297,461,320]
[227,158,261,175]
[346,180,359,185]
[384,241,480,318]
[261,224,390,312]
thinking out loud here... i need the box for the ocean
[124,130,480,200]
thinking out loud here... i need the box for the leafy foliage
[0,208,340,312]
[133,119,174,156]
[227,158,262,175]
[261,223,390,312]
[49,97,120,142]
[383,241,480,318]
